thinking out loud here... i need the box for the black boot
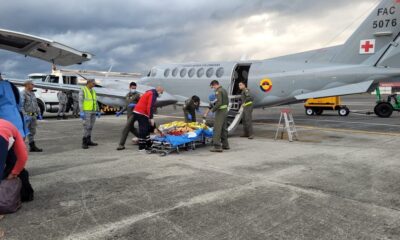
[29,142,43,152]
[82,137,89,149]
[87,136,98,146]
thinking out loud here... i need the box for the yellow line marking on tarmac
[156,114,400,137]
[255,122,400,137]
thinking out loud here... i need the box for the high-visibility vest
[82,86,98,111]
[243,101,253,107]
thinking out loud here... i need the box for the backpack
[0,178,22,214]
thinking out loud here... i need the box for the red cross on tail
[359,39,375,55]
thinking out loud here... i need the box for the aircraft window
[164,69,170,78]
[172,68,178,77]
[180,68,187,78]
[29,76,46,82]
[216,67,224,78]
[48,75,59,84]
[197,68,205,78]
[206,68,214,78]
[188,68,195,78]
[63,76,78,85]
[151,68,157,77]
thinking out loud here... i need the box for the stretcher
[147,128,213,156]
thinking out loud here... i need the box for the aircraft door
[227,63,252,134]
[230,64,251,96]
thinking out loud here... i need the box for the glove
[187,114,192,120]
[116,111,122,117]
[128,103,136,108]
[96,112,102,118]
[37,114,43,120]
[79,112,85,120]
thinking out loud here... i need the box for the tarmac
[2,94,400,240]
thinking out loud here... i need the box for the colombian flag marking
[260,79,273,93]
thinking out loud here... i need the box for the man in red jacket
[0,119,28,182]
[133,86,164,151]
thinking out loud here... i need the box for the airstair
[227,95,243,134]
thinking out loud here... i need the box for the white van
[27,71,82,115]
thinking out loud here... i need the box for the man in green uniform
[183,95,200,123]
[238,81,254,139]
[116,82,141,150]
[210,80,229,152]
[79,79,101,149]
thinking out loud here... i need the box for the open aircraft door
[227,63,252,134]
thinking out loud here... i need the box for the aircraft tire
[375,102,393,118]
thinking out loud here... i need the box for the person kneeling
[0,119,30,237]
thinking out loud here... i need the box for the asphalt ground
[1,94,400,240]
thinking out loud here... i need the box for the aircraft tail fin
[331,0,400,67]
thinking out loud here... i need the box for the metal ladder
[227,95,243,134]
[275,109,299,142]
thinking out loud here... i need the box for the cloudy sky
[0,0,379,78]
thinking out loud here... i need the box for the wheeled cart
[147,130,213,157]
[304,96,350,117]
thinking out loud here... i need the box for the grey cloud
[0,0,376,78]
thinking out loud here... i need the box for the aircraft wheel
[305,108,315,116]
[338,107,350,117]
[315,109,323,116]
[375,102,393,118]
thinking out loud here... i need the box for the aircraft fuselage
[140,60,400,108]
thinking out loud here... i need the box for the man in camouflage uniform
[21,80,43,152]
[238,81,254,139]
[210,80,229,153]
[57,91,68,120]
[183,95,200,123]
[116,82,141,150]
[72,91,80,118]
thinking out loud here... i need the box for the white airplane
[4,0,400,131]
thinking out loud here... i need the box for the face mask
[158,92,163,97]
[130,89,137,93]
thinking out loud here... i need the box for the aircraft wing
[294,80,376,100]
[9,79,177,107]
[0,29,92,66]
